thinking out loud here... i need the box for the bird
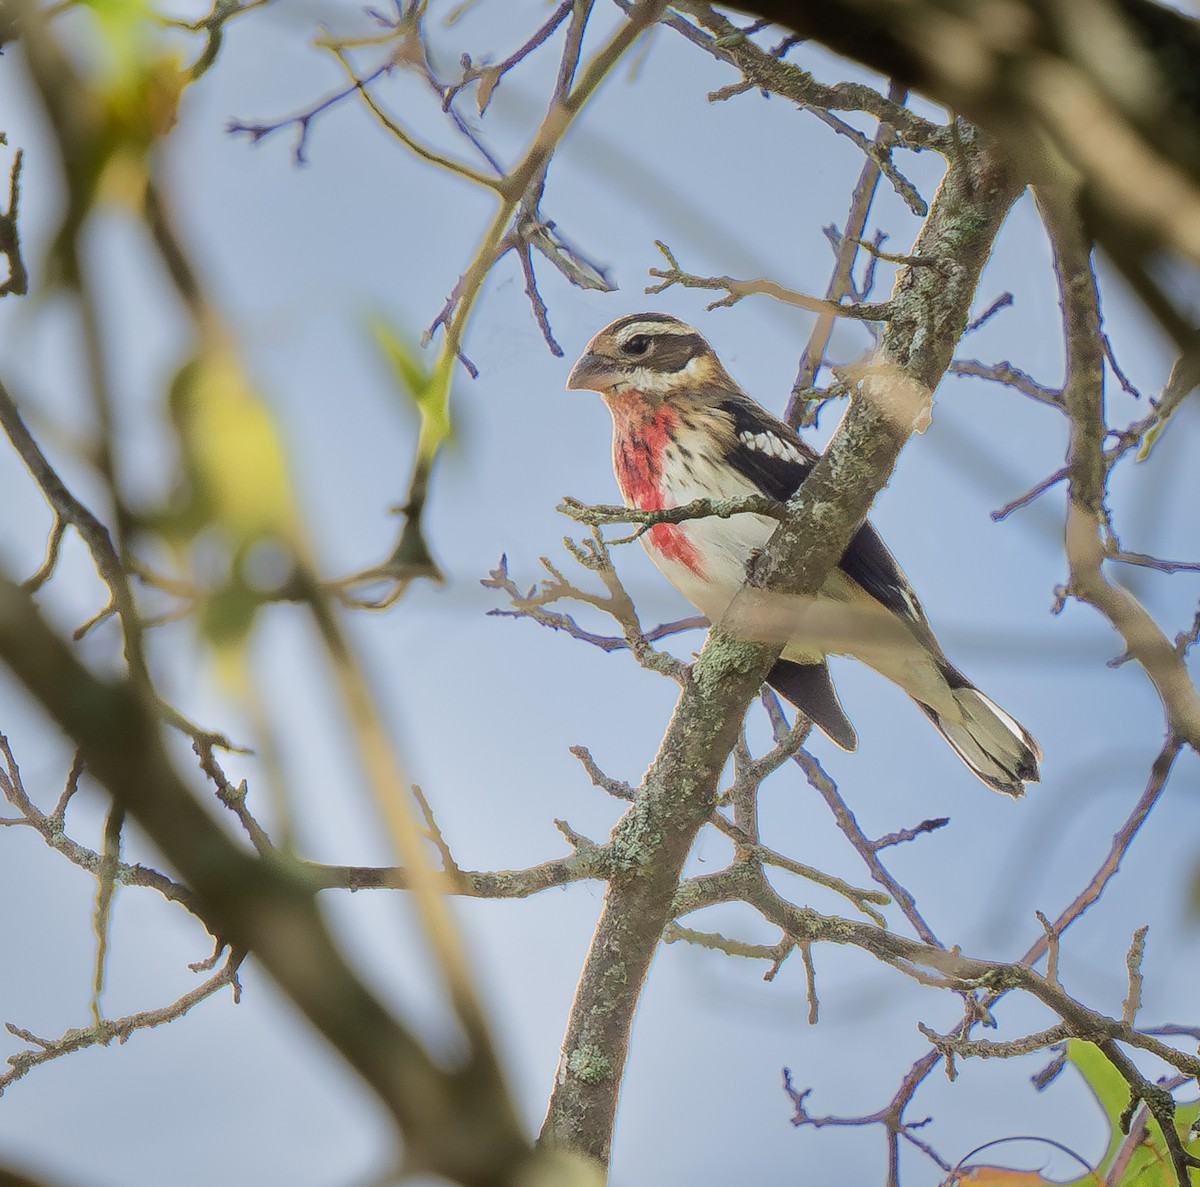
[567,312,1041,796]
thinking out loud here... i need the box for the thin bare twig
[163,0,273,82]
[789,80,909,426]
[1016,740,1180,971]
[778,713,942,946]
[647,240,891,319]
[441,1,574,112]
[801,104,926,216]
[949,358,1064,408]
[0,735,197,916]
[1043,183,1200,754]
[1123,926,1149,1026]
[0,148,28,297]
[666,3,946,149]
[963,292,1013,334]
[992,466,1068,521]
[90,801,125,1024]
[2,952,244,1094]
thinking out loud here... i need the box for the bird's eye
[622,334,651,357]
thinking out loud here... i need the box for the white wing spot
[738,429,804,464]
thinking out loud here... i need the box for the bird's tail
[916,669,1042,797]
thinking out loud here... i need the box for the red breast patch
[608,395,705,578]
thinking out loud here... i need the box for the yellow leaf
[105,53,186,142]
[949,1167,1099,1185]
[167,348,297,550]
[1135,418,1166,462]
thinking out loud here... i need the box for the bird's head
[566,313,728,397]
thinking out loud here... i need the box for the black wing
[720,394,817,501]
[720,393,935,640]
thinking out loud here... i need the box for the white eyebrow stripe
[615,320,693,341]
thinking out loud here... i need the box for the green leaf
[198,574,260,652]
[81,0,155,83]
[368,316,454,458]
[1065,1040,1127,1178]
[1062,1039,1199,1187]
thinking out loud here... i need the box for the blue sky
[1,3,1198,1185]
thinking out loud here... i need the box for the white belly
[644,508,775,621]
[642,454,942,692]
[644,443,775,620]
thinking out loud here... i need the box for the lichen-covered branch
[0,735,197,916]
[537,365,928,1163]
[2,952,244,1094]
[539,124,1023,1168]
[303,849,609,899]
[671,4,947,151]
[709,0,1200,346]
[746,880,1200,1081]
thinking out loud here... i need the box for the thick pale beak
[566,350,614,392]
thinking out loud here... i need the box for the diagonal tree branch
[0,577,595,1187]
[1041,182,1200,753]
[714,0,1200,357]
[538,126,1024,1167]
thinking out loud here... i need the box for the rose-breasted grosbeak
[567,312,1041,797]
